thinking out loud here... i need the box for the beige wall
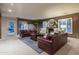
[1,16,17,39]
[43,4,79,18]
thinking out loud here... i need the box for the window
[42,21,48,28]
[58,18,72,34]
[19,21,28,30]
[67,18,72,34]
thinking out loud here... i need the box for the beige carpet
[55,37,79,55]
[0,37,79,55]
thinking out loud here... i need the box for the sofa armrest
[37,37,52,44]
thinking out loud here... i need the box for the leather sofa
[37,33,68,54]
[20,30,37,38]
[20,30,31,38]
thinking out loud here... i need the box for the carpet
[19,37,43,54]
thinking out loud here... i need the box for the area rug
[19,37,43,54]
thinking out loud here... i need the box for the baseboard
[68,37,78,39]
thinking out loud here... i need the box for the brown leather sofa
[19,30,31,38]
[19,30,37,38]
[37,33,68,54]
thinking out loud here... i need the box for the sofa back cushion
[46,35,52,40]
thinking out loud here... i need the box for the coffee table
[31,33,44,41]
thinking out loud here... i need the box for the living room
[0,3,79,55]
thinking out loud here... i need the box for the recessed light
[8,9,12,13]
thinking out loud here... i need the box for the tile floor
[0,36,79,55]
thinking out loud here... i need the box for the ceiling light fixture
[8,9,12,13]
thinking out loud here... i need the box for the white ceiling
[1,3,79,19]
[1,3,53,19]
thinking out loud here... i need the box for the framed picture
[8,20,14,33]
[7,19,15,35]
